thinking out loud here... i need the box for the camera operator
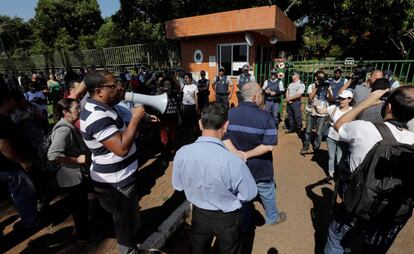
[301,71,333,154]
[338,69,383,106]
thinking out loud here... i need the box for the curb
[138,200,191,251]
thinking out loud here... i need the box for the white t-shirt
[339,121,414,172]
[182,84,198,105]
[327,105,352,141]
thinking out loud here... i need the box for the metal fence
[0,42,180,73]
[255,60,414,86]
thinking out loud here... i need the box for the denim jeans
[324,218,352,254]
[94,182,140,254]
[0,169,40,228]
[287,100,302,130]
[326,137,343,176]
[265,100,280,127]
[257,180,280,224]
[324,208,408,254]
[303,114,327,149]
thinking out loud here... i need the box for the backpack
[340,122,414,224]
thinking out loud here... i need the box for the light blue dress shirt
[172,136,257,212]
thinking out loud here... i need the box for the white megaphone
[124,92,168,114]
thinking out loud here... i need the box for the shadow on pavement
[137,157,170,199]
[138,190,186,242]
[305,179,333,254]
[311,149,329,176]
[267,247,279,253]
[19,226,74,254]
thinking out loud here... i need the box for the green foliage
[95,19,119,48]
[0,15,34,57]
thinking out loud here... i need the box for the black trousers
[94,182,140,251]
[63,183,89,239]
[192,206,242,254]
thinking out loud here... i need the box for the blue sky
[0,0,120,20]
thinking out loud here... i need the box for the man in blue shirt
[173,103,257,254]
[224,82,287,228]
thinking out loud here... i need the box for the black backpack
[340,122,414,224]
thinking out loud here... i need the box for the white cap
[338,90,353,99]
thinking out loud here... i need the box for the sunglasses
[338,97,351,101]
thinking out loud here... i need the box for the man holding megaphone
[80,70,145,254]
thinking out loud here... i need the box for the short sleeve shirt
[338,121,414,172]
[182,84,198,105]
[224,101,277,182]
[287,81,305,99]
[80,98,138,188]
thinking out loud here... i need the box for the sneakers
[266,212,287,226]
[300,146,310,154]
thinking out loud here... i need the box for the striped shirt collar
[86,97,114,111]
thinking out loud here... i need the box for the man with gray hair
[224,82,286,230]
[286,72,305,134]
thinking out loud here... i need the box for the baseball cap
[334,67,342,73]
[242,64,249,70]
[338,90,353,99]
[270,68,277,74]
[200,70,206,75]
[219,66,225,71]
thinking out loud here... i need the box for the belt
[216,92,228,95]
[193,205,240,215]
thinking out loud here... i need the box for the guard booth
[165,5,297,105]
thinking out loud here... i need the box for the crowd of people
[1,63,414,254]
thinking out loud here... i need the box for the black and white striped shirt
[80,98,137,188]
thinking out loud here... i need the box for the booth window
[217,43,249,76]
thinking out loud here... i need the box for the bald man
[224,82,286,230]
[338,70,384,105]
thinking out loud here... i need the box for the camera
[316,72,330,87]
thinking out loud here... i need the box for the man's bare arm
[101,106,145,157]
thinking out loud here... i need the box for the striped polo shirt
[80,97,138,188]
[224,101,277,182]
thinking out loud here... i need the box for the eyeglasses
[100,81,120,90]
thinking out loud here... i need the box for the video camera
[315,72,330,87]
[351,60,373,85]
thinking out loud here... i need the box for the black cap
[200,70,206,75]
[219,66,225,71]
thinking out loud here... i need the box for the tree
[0,15,34,58]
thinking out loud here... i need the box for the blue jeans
[240,180,280,230]
[324,212,407,254]
[257,180,280,224]
[0,169,40,228]
[324,218,352,254]
[303,114,327,149]
[287,100,302,130]
[265,100,280,127]
[326,137,344,176]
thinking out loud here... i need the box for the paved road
[1,131,413,254]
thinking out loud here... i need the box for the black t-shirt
[0,114,30,170]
